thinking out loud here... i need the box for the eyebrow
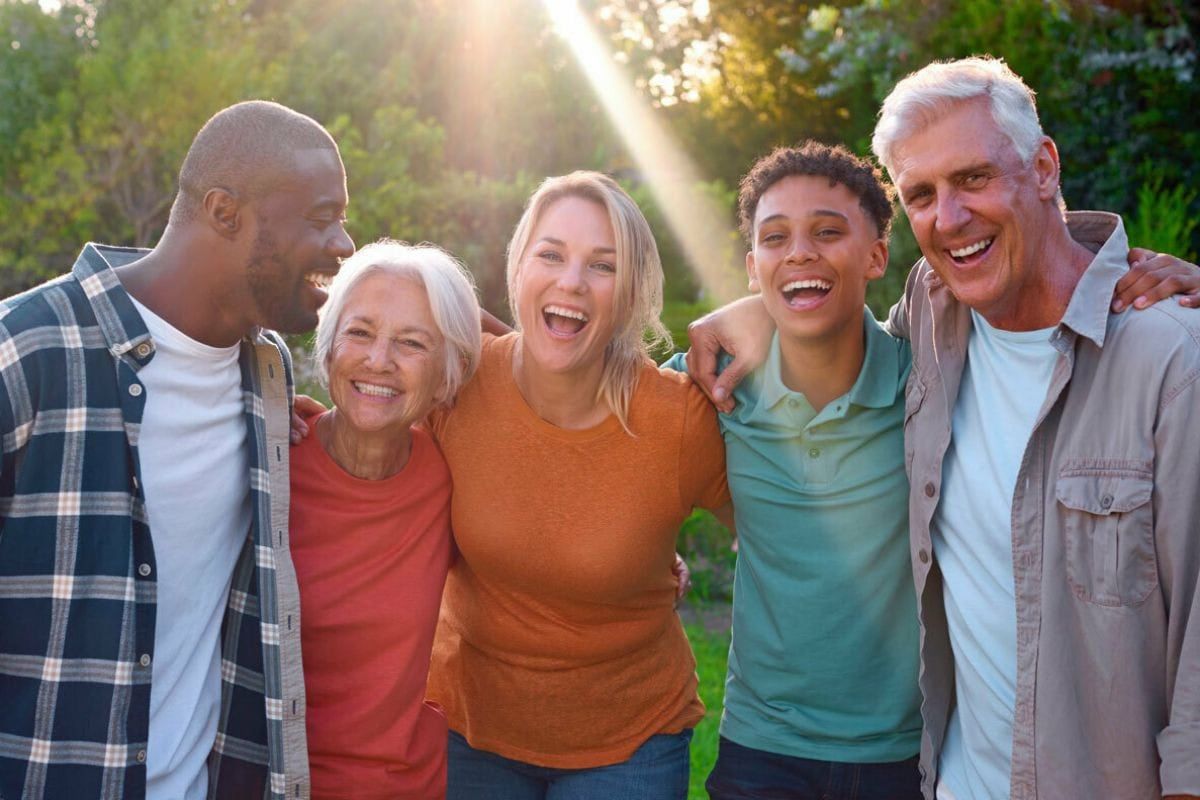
[343,315,434,336]
[308,198,347,215]
[535,236,616,255]
[758,209,849,226]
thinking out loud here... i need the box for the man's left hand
[1113,249,1200,312]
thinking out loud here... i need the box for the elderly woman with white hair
[288,239,481,800]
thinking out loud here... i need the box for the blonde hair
[314,239,482,405]
[505,171,670,433]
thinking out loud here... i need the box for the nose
[785,237,818,264]
[555,258,587,294]
[934,190,971,235]
[328,224,355,260]
[363,336,395,370]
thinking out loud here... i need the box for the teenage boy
[667,141,921,799]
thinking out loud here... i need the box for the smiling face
[513,195,620,380]
[747,174,887,347]
[892,99,1062,328]
[326,271,446,437]
[243,147,355,334]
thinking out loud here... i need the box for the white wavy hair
[313,239,482,405]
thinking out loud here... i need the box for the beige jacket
[890,212,1200,799]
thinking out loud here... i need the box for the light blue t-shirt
[933,311,1057,799]
[667,311,920,762]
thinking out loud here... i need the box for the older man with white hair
[687,57,1200,800]
[875,57,1200,800]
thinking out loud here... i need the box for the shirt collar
[71,243,155,363]
[758,308,901,412]
[1058,211,1127,349]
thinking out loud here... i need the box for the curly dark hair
[737,140,895,243]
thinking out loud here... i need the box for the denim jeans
[446,728,692,800]
[705,736,922,800]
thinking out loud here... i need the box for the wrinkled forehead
[892,101,1014,183]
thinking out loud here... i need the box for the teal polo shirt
[667,310,921,762]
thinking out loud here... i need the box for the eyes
[758,226,845,246]
[309,211,349,230]
[535,248,615,273]
[902,171,991,208]
[342,326,428,352]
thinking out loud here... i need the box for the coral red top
[290,413,453,799]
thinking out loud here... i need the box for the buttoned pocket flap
[1055,473,1152,516]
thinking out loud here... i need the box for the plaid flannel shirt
[0,244,309,799]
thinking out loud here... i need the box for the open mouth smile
[305,272,335,289]
[352,381,398,398]
[781,278,832,309]
[948,237,994,264]
[542,304,589,336]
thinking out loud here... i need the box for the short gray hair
[872,56,1044,177]
[313,239,482,405]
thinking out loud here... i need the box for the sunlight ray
[542,0,743,305]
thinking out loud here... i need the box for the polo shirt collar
[758,308,900,413]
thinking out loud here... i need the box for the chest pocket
[1056,471,1157,607]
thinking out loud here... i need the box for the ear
[1032,136,1061,202]
[865,238,889,281]
[203,187,242,239]
[745,250,761,293]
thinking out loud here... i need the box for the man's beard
[245,227,317,334]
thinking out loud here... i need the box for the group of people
[0,54,1197,800]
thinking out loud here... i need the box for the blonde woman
[426,172,731,799]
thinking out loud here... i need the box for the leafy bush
[678,509,736,603]
[1124,167,1199,262]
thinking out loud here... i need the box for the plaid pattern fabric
[0,244,303,799]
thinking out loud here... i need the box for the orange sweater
[427,333,729,769]
[291,415,453,799]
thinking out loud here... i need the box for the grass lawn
[683,606,732,799]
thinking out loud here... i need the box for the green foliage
[1125,167,1199,263]
[678,509,736,603]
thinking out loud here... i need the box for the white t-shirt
[932,311,1058,800]
[129,297,251,800]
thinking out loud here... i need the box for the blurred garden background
[3,0,1197,795]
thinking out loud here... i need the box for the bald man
[0,101,354,800]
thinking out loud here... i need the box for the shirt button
[136,749,146,763]
[139,654,151,667]
[787,398,799,408]
[924,482,936,498]
[128,384,143,397]
[138,563,151,577]
[134,342,152,357]
[808,447,820,458]
[1100,494,1113,509]
[919,549,929,564]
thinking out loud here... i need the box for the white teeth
[544,305,588,322]
[949,239,993,258]
[782,279,832,292]
[353,381,397,398]
[305,272,333,288]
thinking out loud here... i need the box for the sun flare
[541,0,742,304]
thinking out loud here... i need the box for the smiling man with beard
[0,100,353,800]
